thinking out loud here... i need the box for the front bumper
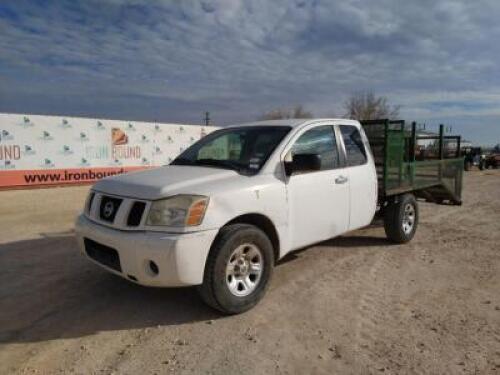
[75,214,219,287]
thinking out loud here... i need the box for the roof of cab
[226,118,360,128]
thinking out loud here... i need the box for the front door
[286,124,350,250]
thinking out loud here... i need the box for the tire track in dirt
[351,249,411,374]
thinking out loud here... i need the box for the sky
[0,0,499,145]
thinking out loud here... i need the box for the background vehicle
[76,119,464,314]
[461,146,484,171]
[483,144,500,169]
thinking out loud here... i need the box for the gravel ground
[0,170,499,375]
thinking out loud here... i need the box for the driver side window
[292,125,339,170]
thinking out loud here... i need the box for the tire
[464,160,472,171]
[197,224,274,314]
[384,194,419,244]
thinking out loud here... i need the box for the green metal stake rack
[361,119,463,205]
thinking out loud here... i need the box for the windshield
[171,126,291,175]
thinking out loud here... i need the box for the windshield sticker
[249,157,261,163]
[249,163,259,169]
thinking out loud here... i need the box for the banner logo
[23,145,36,155]
[60,119,72,129]
[41,158,55,168]
[1,160,15,169]
[1,130,14,141]
[20,116,34,128]
[84,145,109,160]
[62,145,74,155]
[40,131,53,141]
[112,128,128,145]
[0,145,20,160]
[112,128,140,160]
[79,158,91,166]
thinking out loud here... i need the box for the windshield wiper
[194,158,244,172]
[171,157,194,166]
[172,157,249,174]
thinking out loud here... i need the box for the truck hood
[93,165,239,200]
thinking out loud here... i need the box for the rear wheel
[384,194,418,244]
[197,224,274,314]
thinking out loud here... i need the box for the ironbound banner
[0,113,218,188]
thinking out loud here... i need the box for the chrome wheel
[402,203,415,234]
[225,243,263,297]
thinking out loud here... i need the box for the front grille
[127,201,146,226]
[99,196,122,222]
[84,238,122,272]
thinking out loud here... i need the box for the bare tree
[344,91,400,120]
[292,105,313,119]
[260,105,313,120]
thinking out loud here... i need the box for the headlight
[146,195,209,227]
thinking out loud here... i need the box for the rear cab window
[339,125,367,167]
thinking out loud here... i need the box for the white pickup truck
[76,119,419,313]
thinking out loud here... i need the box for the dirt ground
[0,170,499,375]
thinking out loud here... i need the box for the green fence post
[383,119,389,193]
[455,136,462,197]
[398,121,404,186]
[438,124,444,182]
[439,124,444,160]
[410,122,417,187]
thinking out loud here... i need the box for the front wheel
[197,224,274,314]
[384,194,419,244]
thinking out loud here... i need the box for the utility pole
[204,112,210,126]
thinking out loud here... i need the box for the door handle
[335,176,348,184]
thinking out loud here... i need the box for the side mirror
[285,153,322,175]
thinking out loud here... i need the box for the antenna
[204,112,210,126]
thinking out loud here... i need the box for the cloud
[0,0,499,144]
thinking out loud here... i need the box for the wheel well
[224,214,280,263]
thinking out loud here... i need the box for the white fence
[0,113,218,188]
